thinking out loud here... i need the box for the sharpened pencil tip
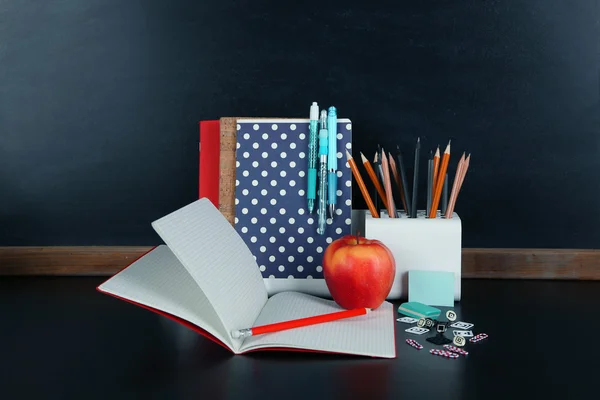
[345,149,352,160]
[360,152,367,163]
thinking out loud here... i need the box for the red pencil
[231,307,370,339]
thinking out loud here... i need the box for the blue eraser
[397,302,441,320]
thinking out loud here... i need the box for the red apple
[322,233,396,310]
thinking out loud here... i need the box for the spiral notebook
[234,118,353,296]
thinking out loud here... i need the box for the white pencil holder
[363,210,462,301]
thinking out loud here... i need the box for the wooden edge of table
[0,247,599,279]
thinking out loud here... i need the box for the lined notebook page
[151,198,268,350]
[98,245,233,349]
[239,292,396,358]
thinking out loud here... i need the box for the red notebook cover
[199,120,220,207]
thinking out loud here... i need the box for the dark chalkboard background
[1,1,598,248]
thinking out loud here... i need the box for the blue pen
[327,107,338,219]
[317,110,328,235]
[307,102,319,214]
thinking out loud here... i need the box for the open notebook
[97,198,396,358]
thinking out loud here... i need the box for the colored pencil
[375,154,386,199]
[347,151,379,218]
[375,153,396,217]
[389,153,408,213]
[395,145,411,215]
[446,153,465,218]
[459,154,471,192]
[429,141,451,218]
[441,172,448,216]
[411,137,420,218]
[381,149,396,218]
[426,156,433,217]
[361,152,388,211]
[433,146,440,194]
[374,147,382,213]
[231,307,370,338]
[446,153,470,218]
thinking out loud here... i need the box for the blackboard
[1,0,598,248]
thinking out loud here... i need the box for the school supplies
[347,151,379,218]
[231,307,369,338]
[216,117,240,226]
[395,145,411,215]
[375,152,386,210]
[361,152,388,211]
[389,155,407,213]
[446,153,471,218]
[429,141,451,218]
[411,137,420,218]
[397,301,441,320]
[406,338,424,350]
[441,172,449,215]
[327,107,338,219]
[408,270,455,307]
[433,146,440,192]
[365,211,462,299]
[381,149,396,218]
[398,308,488,361]
[426,154,433,216]
[234,118,352,281]
[198,120,221,208]
[307,102,319,214]
[97,198,396,358]
[317,110,329,235]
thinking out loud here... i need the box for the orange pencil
[429,141,451,218]
[381,149,396,218]
[432,146,440,196]
[389,154,408,213]
[360,152,388,211]
[347,151,379,218]
[445,153,465,218]
[231,307,370,338]
[446,153,470,217]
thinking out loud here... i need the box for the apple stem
[356,230,360,245]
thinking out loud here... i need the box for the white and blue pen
[317,110,328,235]
[327,106,337,219]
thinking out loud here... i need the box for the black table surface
[1,277,598,399]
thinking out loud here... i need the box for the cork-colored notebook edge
[218,117,238,226]
[218,117,296,226]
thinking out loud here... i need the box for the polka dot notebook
[235,119,353,280]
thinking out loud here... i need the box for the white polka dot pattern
[235,121,352,278]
